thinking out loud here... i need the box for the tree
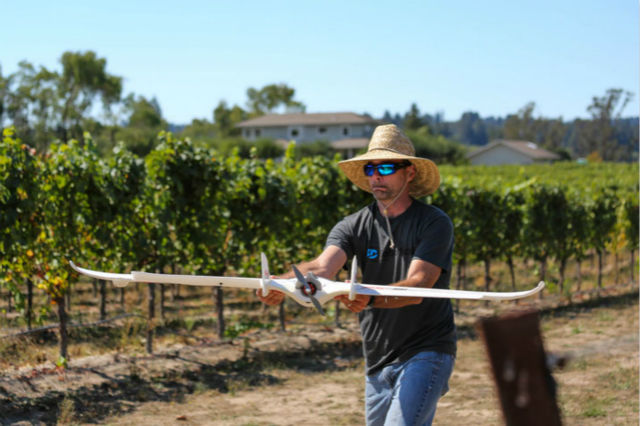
[454,111,488,145]
[0,66,10,129]
[403,103,423,130]
[179,118,217,144]
[613,117,639,161]
[213,100,246,137]
[502,103,569,154]
[382,110,402,126]
[246,83,305,116]
[2,52,123,151]
[115,95,167,156]
[3,61,59,150]
[503,102,537,141]
[427,111,454,139]
[578,88,633,160]
[57,51,122,142]
[406,127,468,165]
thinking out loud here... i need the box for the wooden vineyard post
[214,287,225,339]
[27,278,34,330]
[334,273,342,327]
[99,279,106,320]
[146,283,155,354]
[477,310,562,426]
[278,302,286,332]
[334,299,341,327]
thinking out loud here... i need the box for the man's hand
[256,289,285,306]
[255,246,347,308]
[335,294,370,313]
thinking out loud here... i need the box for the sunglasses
[363,162,411,177]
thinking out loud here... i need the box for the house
[235,112,379,156]
[467,140,561,166]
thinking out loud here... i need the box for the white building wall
[243,123,374,143]
[243,126,288,140]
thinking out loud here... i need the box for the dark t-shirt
[326,199,456,375]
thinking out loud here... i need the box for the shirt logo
[367,249,378,260]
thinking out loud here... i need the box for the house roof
[236,112,379,128]
[467,140,560,160]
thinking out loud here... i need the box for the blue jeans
[365,351,455,426]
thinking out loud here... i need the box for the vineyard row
[1,128,638,356]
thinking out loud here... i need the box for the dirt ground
[103,298,639,426]
[2,290,637,425]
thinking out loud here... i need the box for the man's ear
[407,165,416,182]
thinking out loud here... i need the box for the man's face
[365,160,415,202]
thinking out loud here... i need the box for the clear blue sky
[2,0,638,124]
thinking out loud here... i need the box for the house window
[255,129,261,137]
[245,129,251,138]
[343,127,349,136]
[318,127,327,134]
[289,126,303,139]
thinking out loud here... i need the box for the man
[258,124,456,425]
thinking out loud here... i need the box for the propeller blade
[350,256,358,283]
[292,265,325,316]
[292,265,308,290]
[309,294,326,316]
[349,256,358,301]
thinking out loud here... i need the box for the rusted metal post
[477,310,562,426]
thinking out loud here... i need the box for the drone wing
[70,257,544,310]
[69,260,290,293]
[131,271,263,289]
[69,261,134,288]
[350,281,545,301]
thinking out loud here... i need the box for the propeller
[348,256,358,301]
[292,265,325,316]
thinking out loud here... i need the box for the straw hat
[338,124,440,197]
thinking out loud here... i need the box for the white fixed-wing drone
[70,254,544,316]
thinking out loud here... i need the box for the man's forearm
[280,246,347,280]
[370,294,421,309]
[278,259,337,280]
[368,260,441,309]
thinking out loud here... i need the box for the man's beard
[371,185,396,202]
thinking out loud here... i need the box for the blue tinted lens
[363,163,400,177]
[376,164,396,176]
[364,165,375,176]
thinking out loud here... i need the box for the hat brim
[338,149,440,197]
